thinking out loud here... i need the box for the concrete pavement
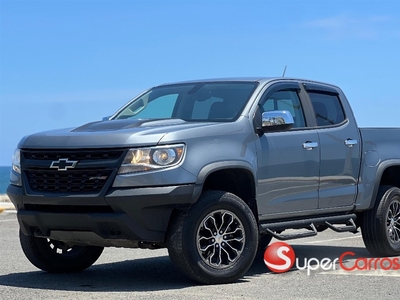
[0,202,15,213]
[0,194,15,213]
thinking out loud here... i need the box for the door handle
[303,141,319,150]
[344,139,358,147]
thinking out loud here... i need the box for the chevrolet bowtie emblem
[50,158,78,171]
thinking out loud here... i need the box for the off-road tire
[20,230,104,272]
[167,190,258,284]
[361,185,400,256]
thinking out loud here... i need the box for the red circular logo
[264,241,295,273]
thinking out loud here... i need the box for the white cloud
[308,15,357,30]
[305,14,398,40]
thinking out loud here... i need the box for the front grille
[26,170,113,193]
[23,150,124,161]
[22,149,125,194]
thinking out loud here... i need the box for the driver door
[256,83,320,220]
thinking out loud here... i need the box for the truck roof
[156,77,340,89]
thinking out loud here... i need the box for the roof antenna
[282,65,287,77]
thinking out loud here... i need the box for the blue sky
[0,0,399,166]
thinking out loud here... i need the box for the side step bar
[260,214,357,241]
[325,218,357,232]
[265,224,318,241]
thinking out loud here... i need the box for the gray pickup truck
[7,77,400,284]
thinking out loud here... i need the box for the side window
[261,90,306,128]
[308,92,345,126]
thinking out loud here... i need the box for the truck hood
[18,119,217,149]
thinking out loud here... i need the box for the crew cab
[7,77,400,284]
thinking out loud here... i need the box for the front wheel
[20,230,104,272]
[361,186,400,256]
[167,191,258,284]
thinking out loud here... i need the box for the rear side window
[309,92,345,127]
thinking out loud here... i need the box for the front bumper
[7,183,201,248]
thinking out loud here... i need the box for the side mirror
[102,116,111,121]
[260,110,294,132]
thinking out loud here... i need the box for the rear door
[304,83,361,208]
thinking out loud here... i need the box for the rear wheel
[361,186,400,256]
[20,230,104,272]
[167,191,258,284]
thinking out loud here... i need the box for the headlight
[118,144,185,175]
[11,148,21,174]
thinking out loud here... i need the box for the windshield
[112,82,258,122]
